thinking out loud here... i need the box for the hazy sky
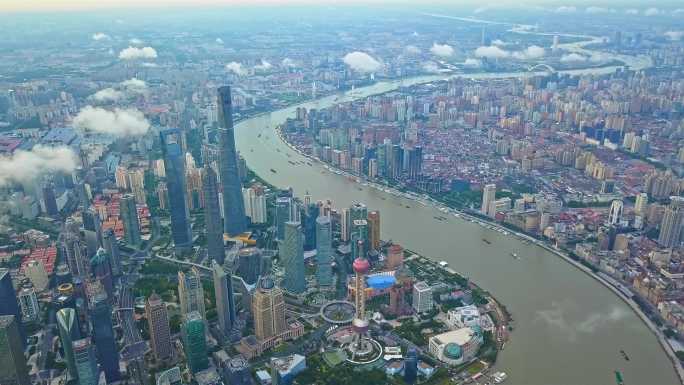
[4,0,680,13]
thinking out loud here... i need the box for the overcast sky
[4,0,683,13]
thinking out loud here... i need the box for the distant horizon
[3,0,684,14]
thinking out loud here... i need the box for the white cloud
[73,106,150,137]
[0,146,78,186]
[586,6,608,14]
[226,61,247,76]
[92,32,110,41]
[118,46,157,60]
[473,6,489,14]
[463,58,482,67]
[121,78,147,93]
[404,45,421,55]
[412,31,419,37]
[343,51,383,73]
[281,58,297,68]
[644,7,660,16]
[254,60,272,71]
[129,38,143,45]
[625,8,639,15]
[430,43,454,57]
[512,45,545,60]
[491,39,506,46]
[475,45,510,59]
[555,6,576,13]
[92,88,125,102]
[560,53,588,62]
[215,38,224,44]
[675,9,684,14]
[665,31,684,41]
[141,62,158,68]
[422,62,441,73]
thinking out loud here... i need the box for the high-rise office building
[0,315,30,385]
[102,229,121,276]
[412,281,433,313]
[301,203,319,251]
[42,181,59,216]
[386,244,404,270]
[120,194,141,246]
[212,260,236,336]
[275,197,292,241]
[659,196,684,248]
[182,311,209,373]
[217,86,247,236]
[253,277,286,341]
[408,146,422,180]
[367,210,381,250]
[178,267,206,319]
[280,221,305,294]
[482,184,496,216]
[90,293,120,382]
[57,308,80,380]
[73,338,99,385]
[0,269,24,343]
[146,293,172,361]
[202,166,225,264]
[243,186,268,224]
[160,129,193,253]
[404,348,418,384]
[236,247,262,285]
[315,216,333,286]
[90,248,113,299]
[18,288,39,323]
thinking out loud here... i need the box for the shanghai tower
[217,86,247,235]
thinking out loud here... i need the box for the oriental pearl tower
[350,241,373,359]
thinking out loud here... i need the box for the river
[233,41,675,385]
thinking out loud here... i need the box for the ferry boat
[620,349,630,361]
[439,261,449,267]
[270,168,277,173]
[482,238,492,245]
[511,253,519,260]
[615,371,624,385]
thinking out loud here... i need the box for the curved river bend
[234,67,677,384]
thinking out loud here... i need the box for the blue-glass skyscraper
[160,129,193,253]
[217,86,247,236]
[212,260,236,337]
[404,348,418,384]
[315,216,333,286]
[275,197,292,241]
[280,221,305,294]
[202,166,225,264]
[90,293,120,382]
[182,311,209,373]
[302,203,319,251]
[0,269,24,344]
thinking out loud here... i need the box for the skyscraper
[57,308,80,380]
[182,311,209,373]
[160,129,193,253]
[156,367,182,385]
[90,248,113,299]
[236,247,262,285]
[0,269,24,343]
[482,184,496,216]
[280,221,305,294]
[178,267,205,319]
[120,193,141,246]
[404,348,418,384]
[212,260,236,336]
[315,216,333,286]
[18,288,39,323]
[302,203,319,251]
[659,196,684,248]
[217,86,247,236]
[72,338,99,385]
[253,277,286,341]
[635,192,649,216]
[367,210,381,250]
[146,293,172,361]
[102,229,121,276]
[42,181,59,216]
[0,315,30,385]
[202,166,225,264]
[608,199,623,225]
[275,197,292,241]
[90,293,120,382]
